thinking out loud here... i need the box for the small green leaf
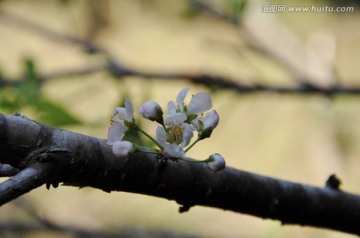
[15,57,41,105]
[226,0,247,23]
[33,100,80,126]
[23,58,38,83]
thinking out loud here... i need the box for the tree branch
[0,163,55,205]
[1,113,360,235]
[0,163,19,177]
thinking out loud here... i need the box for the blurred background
[0,0,360,237]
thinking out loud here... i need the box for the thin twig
[0,163,55,206]
[0,163,20,177]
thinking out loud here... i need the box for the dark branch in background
[0,10,359,96]
[1,113,360,235]
[0,10,105,54]
[2,60,360,96]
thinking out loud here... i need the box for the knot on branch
[325,174,342,190]
[178,202,193,213]
[23,147,72,167]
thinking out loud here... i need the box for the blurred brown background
[0,0,360,237]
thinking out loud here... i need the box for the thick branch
[1,113,360,235]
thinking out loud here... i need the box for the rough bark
[1,113,360,235]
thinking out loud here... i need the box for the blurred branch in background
[188,0,339,86]
[0,221,193,238]
[0,8,358,98]
[1,200,193,238]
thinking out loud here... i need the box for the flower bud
[139,101,163,123]
[207,153,226,172]
[197,110,219,140]
[112,141,134,157]
[201,110,219,130]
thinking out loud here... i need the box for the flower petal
[176,88,189,111]
[181,123,194,147]
[201,110,219,130]
[191,118,200,130]
[187,92,212,115]
[111,107,127,125]
[163,143,185,158]
[124,98,134,121]
[164,112,187,125]
[167,101,177,114]
[156,126,167,147]
[107,124,127,145]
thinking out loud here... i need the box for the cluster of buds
[107,88,226,172]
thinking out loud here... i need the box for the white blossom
[106,88,221,163]
[156,112,194,158]
[107,98,134,145]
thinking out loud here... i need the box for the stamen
[110,110,127,125]
[167,125,184,145]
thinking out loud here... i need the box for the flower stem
[184,137,200,152]
[161,123,169,134]
[136,127,164,150]
[178,157,210,163]
[160,122,172,138]
[136,148,161,155]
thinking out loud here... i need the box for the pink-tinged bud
[112,141,134,157]
[138,101,163,123]
[207,153,226,172]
